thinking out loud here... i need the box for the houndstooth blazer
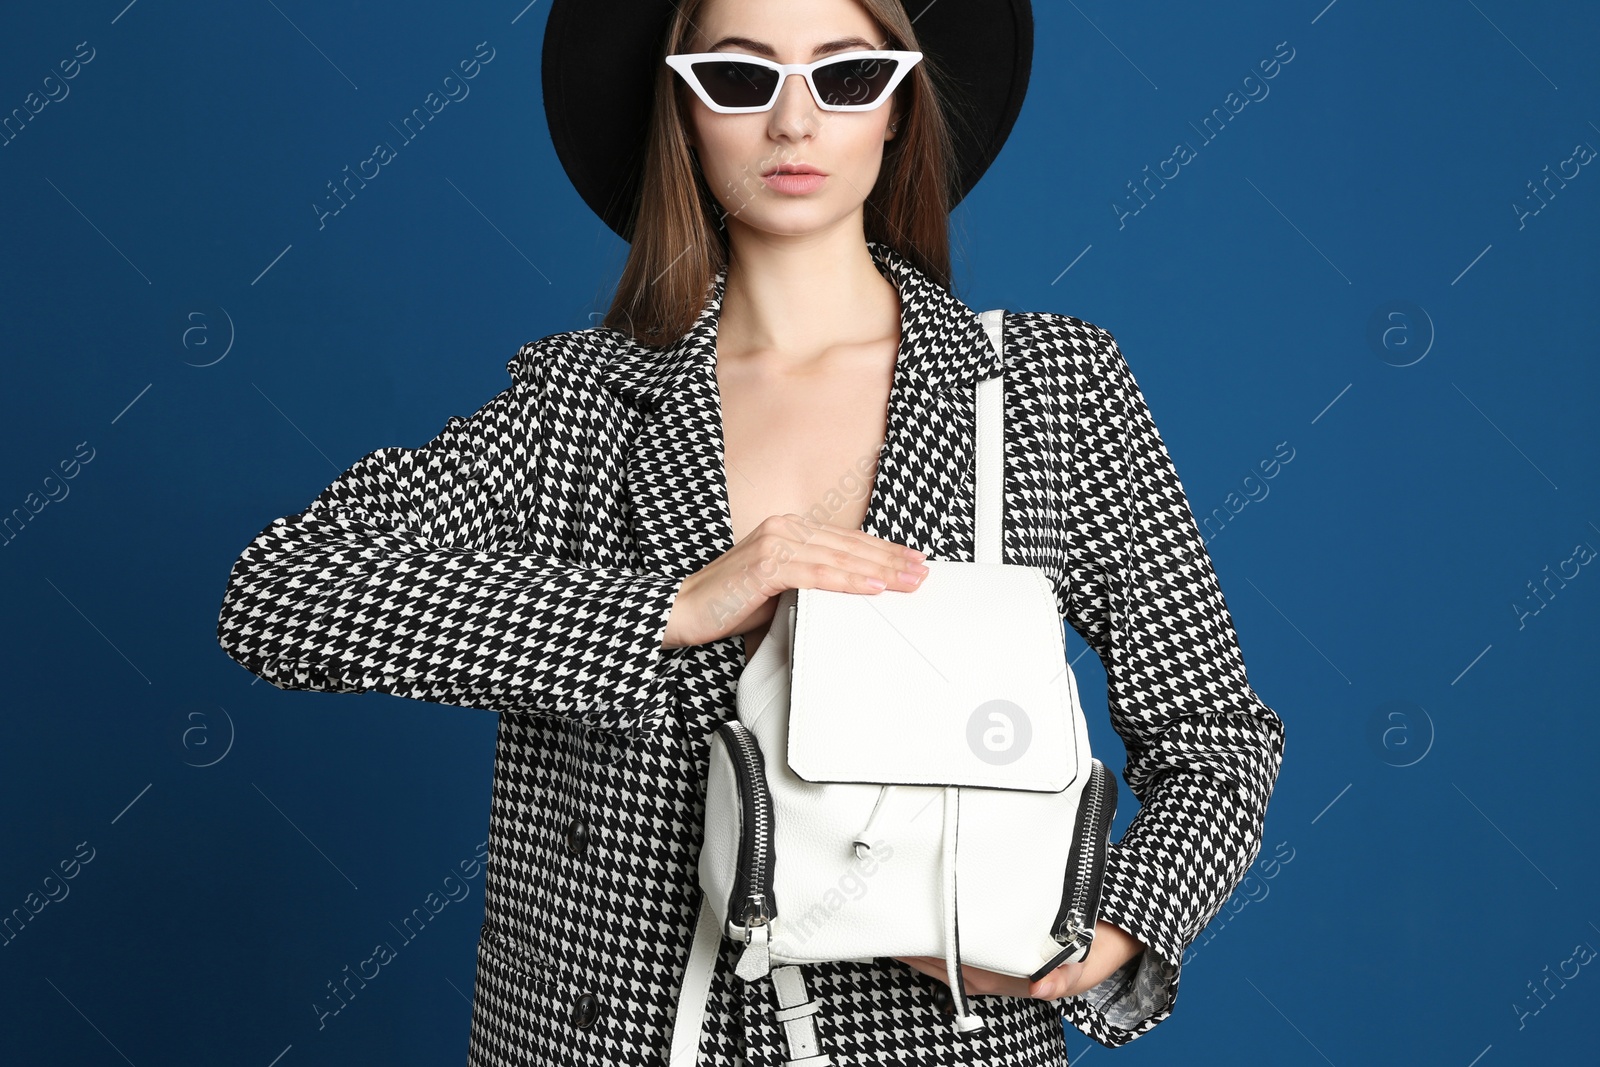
[216,239,1285,1066]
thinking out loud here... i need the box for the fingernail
[865,577,887,590]
[898,570,923,584]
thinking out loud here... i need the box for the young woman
[216,1,1285,1064]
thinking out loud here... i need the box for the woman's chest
[717,347,897,661]
[717,351,896,547]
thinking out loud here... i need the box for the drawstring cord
[850,784,988,1035]
[942,785,987,1032]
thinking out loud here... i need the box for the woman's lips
[762,172,827,194]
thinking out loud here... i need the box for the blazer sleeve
[1047,321,1287,1047]
[214,345,686,734]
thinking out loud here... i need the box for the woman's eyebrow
[705,35,878,57]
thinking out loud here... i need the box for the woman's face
[680,0,901,239]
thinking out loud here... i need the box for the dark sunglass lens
[812,56,900,107]
[691,59,778,108]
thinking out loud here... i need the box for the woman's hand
[663,514,929,648]
[893,920,1145,1001]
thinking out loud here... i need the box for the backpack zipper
[714,719,776,939]
[1050,758,1118,957]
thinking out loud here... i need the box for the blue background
[2,1,1596,1064]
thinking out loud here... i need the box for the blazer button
[931,984,954,1014]
[570,992,601,1028]
[565,818,590,856]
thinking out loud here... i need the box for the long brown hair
[600,0,970,347]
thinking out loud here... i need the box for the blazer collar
[608,240,1002,574]
[599,241,999,407]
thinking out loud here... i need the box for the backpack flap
[785,559,1081,793]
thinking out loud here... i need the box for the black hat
[541,0,1034,243]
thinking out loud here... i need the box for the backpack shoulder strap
[974,308,1005,565]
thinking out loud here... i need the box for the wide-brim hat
[541,0,1034,243]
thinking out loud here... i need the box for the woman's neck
[716,228,900,366]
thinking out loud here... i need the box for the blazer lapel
[860,243,1002,561]
[605,289,732,576]
[600,240,1003,580]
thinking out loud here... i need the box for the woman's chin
[726,206,859,241]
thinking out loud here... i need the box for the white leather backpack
[668,308,1117,1066]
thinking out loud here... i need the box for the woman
[216,0,1285,1064]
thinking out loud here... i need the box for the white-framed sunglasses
[665,49,923,113]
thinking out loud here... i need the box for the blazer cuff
[1056,842,1185,1047]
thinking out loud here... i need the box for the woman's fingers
[891,955,1088,1000]
[1035,960,1086,999]
[664,516,931,647]
[758,515,928,580]
[890,955,1039,999]
[786,517,930,590]
[736,521,926,600]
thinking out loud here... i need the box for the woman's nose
[769,73,821,133]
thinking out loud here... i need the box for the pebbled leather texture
[787,560,1083,793]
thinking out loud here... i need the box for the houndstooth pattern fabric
[216,239,1285,1065]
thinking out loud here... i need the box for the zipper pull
[735,922,771,981]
